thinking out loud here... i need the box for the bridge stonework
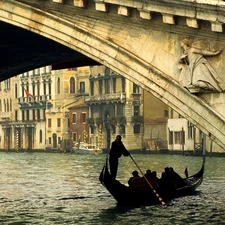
[1,0,225,150]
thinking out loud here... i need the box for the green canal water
[0,152,224,224]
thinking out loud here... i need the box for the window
[105,79,110,94]
[4,79,10,90]
[67,118,70,128]
[37,82,40,96]
[26,110,29,121]
[169,131,173,145]
[105,67,110,76]
[81,113,86,123]
[32,110,35,121]
[48,137,51,144]
[32,83,35,96]
[6,99,9,112]
[15,83,18,98]
[57,118,61,128]
[39,130,42,143]
[164,110,168,117]
[98,80,102,95]
[43,82,46,95]
[90,81,94,96]
[70,77,75,93]
[80,82,85,93]
[48,82,51,95]
[174,132,180,144]
[15,110,18,121]
[22,111,25,121]
[72,113,77,123]
[112,78,116,93]
[133,124,140,134]
[57,77,60,94]
[121,77,125,92]
[117,104,124,116]
[72,132,77,142]
[48,118,52,128]
[37,109,40,120]
[133,83,139,93]
[134,106,140,116]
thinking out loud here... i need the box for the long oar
[129,154,167,207]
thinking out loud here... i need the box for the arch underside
[1,0,225,150]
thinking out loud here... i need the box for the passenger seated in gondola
[145,169,152,178]
[169,167,187,187]
[160,167,175,190]
[152,171,160,184]
[160,167,186,190]
[128,170,145,189]
[142,169,159,191]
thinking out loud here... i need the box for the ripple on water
[0,153,225,224]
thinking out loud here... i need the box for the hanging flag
[184,167,189,178]
[24,88,33,97]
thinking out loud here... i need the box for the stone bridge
[1,0,225,150]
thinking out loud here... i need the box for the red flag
[184,167,188,178]
[24,88,33,97]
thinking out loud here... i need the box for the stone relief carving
[178,38,223,93]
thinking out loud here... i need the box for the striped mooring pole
[16,130,19,152]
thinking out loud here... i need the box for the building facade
[84,65,144,152]
[167,109,223,154]
[0,64,219,154]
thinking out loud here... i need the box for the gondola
[99,156,204,207]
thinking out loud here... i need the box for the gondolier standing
[109,135,130,179]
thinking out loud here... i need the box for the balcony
[18,94,52,103]
[85,93,126,104]
[0,120,38,128]
[132,93,141,104]
[0,112,12,120]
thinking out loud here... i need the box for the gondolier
[109,135,130,179]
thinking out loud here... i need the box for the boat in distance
[72,142,103,154]
[99,157,204,207]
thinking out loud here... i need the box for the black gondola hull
[99,159,204,206]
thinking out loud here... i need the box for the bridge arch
[1,0,225,150]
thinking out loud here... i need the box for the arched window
[22,82,25,97]
[57,77,60,94]
[32,82,35,96]
[10,99,12,111]
[70,77,75,93]
[37,81,40,96]
[43,81,46,95]
[6,99,9,112]
[15,83,18,98]
[39,130,42,143]
[48,81,51,96]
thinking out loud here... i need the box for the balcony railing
[85,93,126,103]
[132,93,141,100]
[0,120,43,127]
[18,94,52,104]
